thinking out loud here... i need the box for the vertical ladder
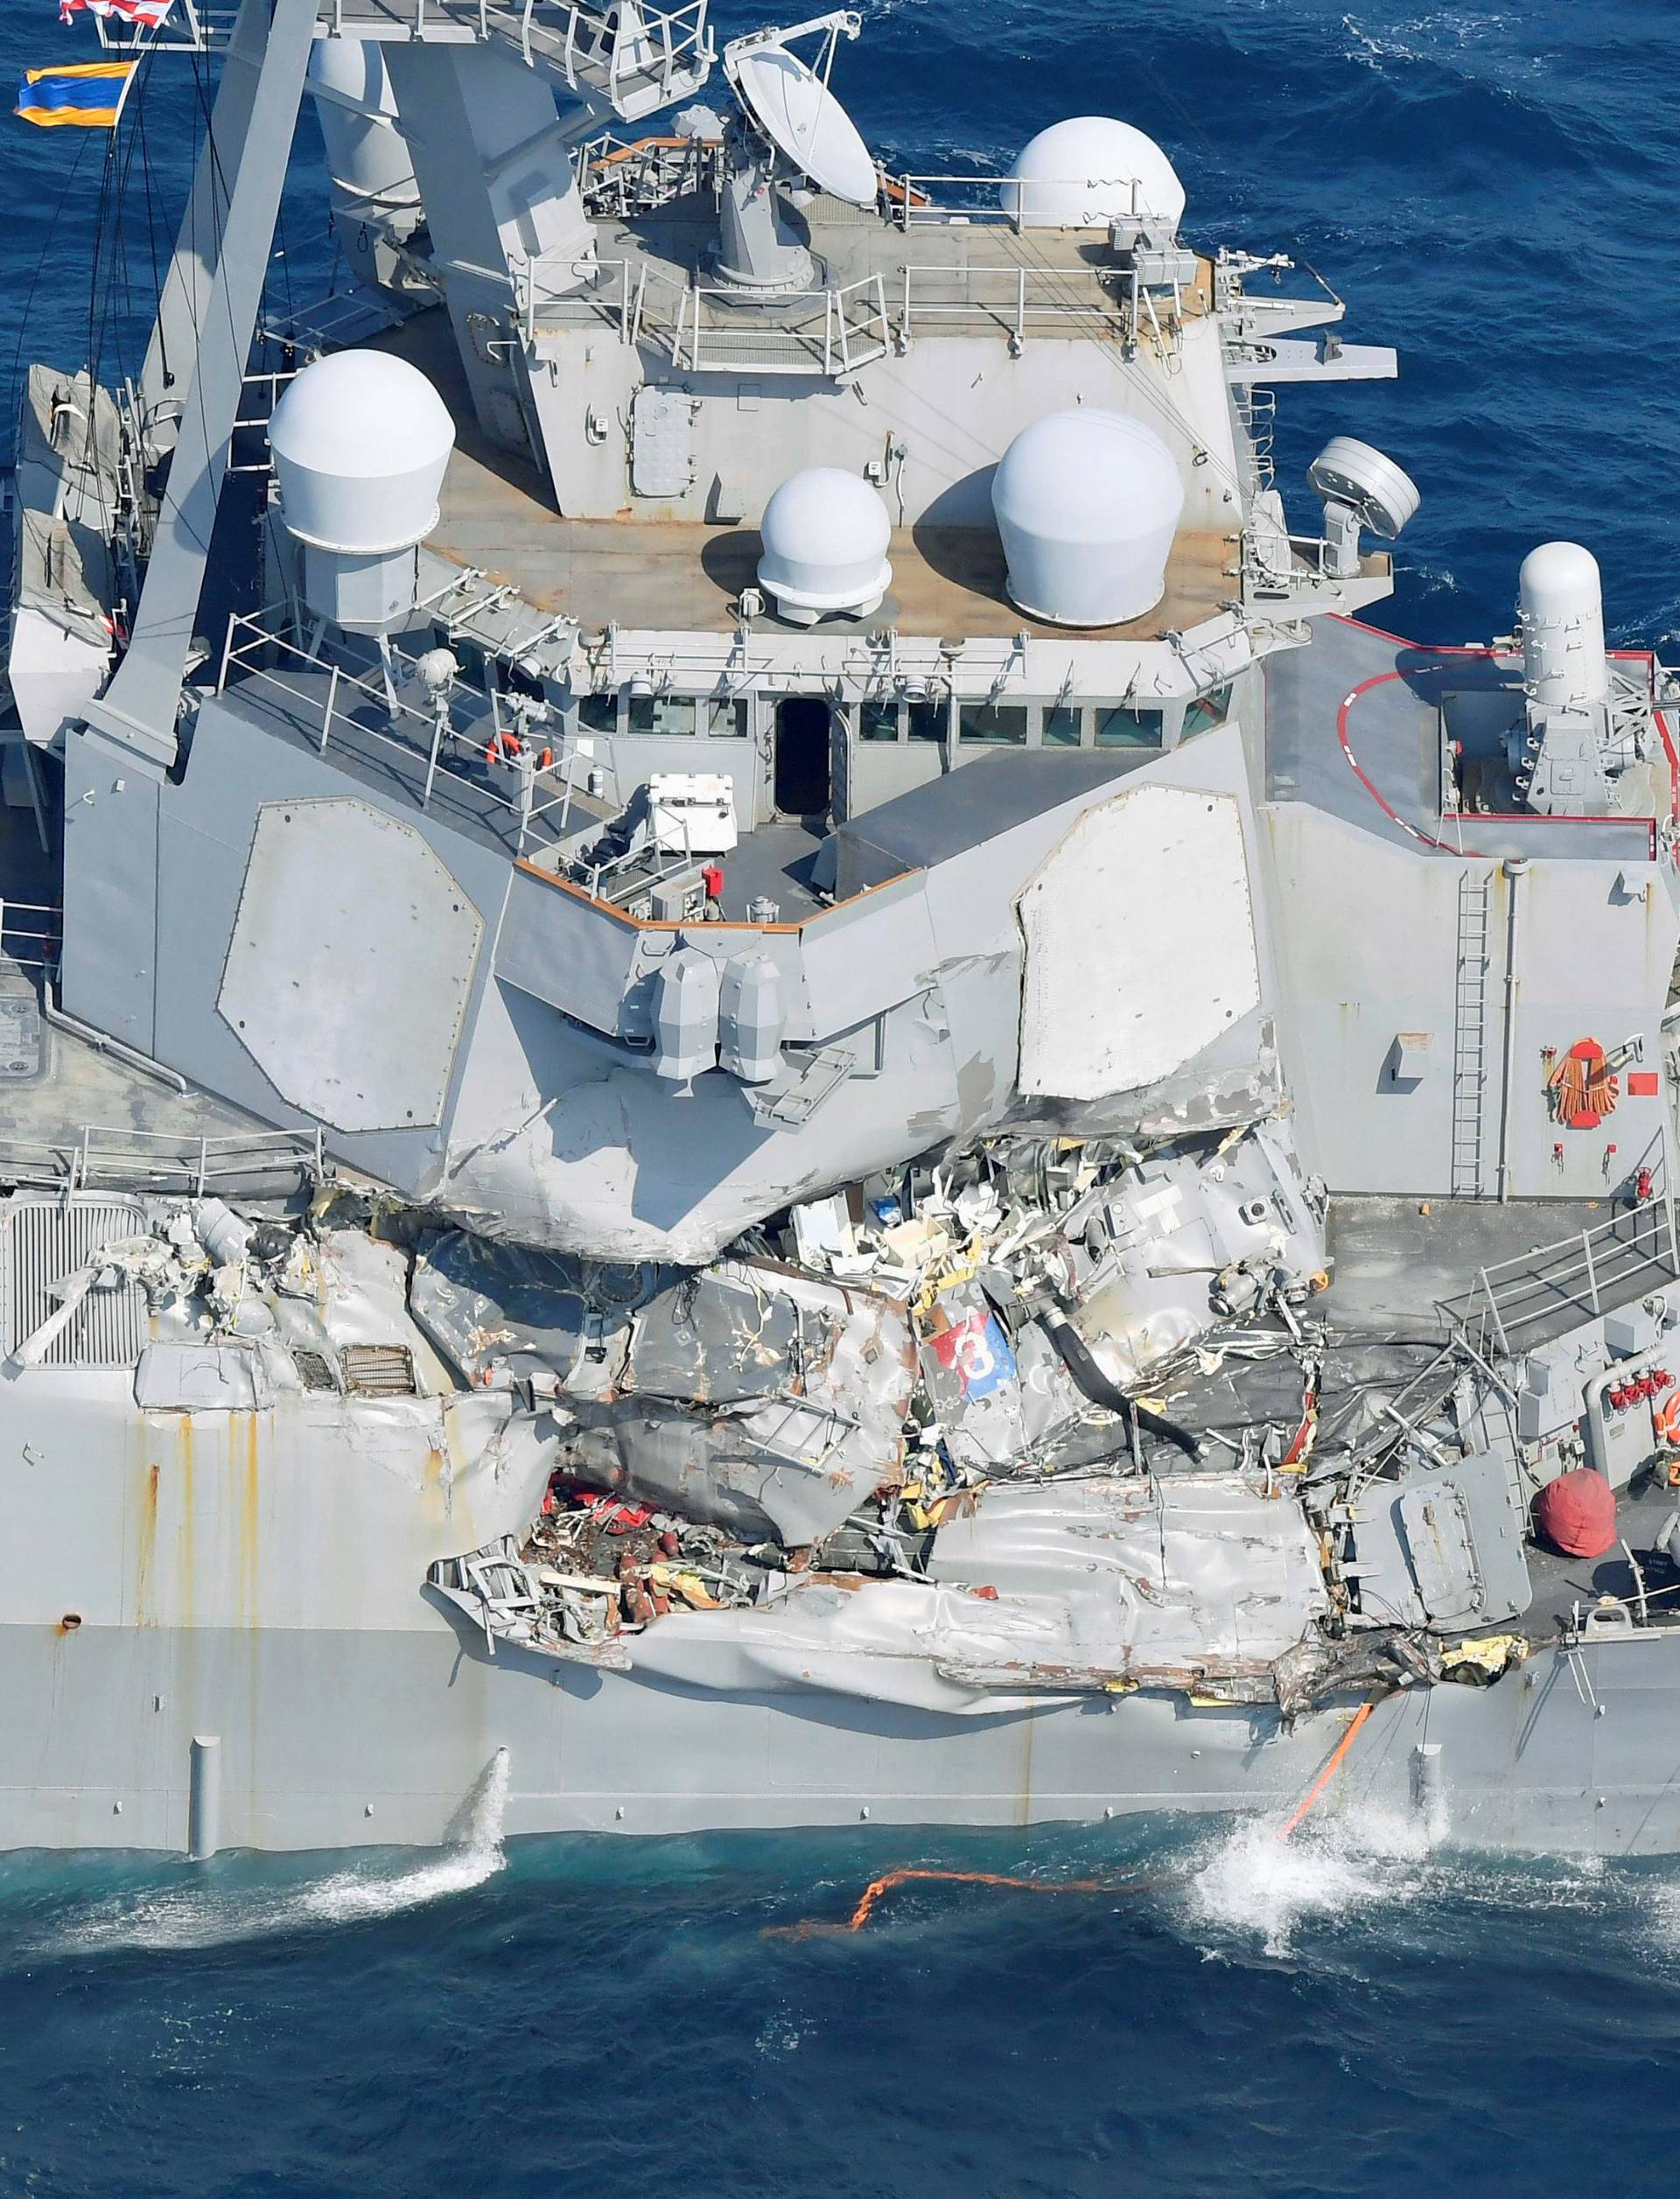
[1451,868,1493,1197]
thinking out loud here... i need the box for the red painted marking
[1655,709,1680,825]
[1333,614,1657,669]
[1629,1072,1661,1097]
[1336,665,1661,860]
[1335,672,1486,854]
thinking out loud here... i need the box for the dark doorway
[774,697,832,816]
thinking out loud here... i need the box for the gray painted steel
[4,0,1679,1862]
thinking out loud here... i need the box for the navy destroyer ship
[4,0,1679,1859]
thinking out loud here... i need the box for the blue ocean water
[0,5,1677,2194]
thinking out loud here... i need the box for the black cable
[6,129,97,454]
[1039,1307,1205,1464]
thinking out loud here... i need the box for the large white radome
[992,410,1185,627]
[269,350,455,557]
[1003,116,1186,232]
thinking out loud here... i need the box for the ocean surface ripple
[0,3,1676,2193]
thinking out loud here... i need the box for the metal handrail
[217,614,578,856]
[0,899,60,971]
[101,0,713,105]
[522,259,890,376]
[0,1124,326,1196]
[1460,1180,1680,1357]
[881,169,1171,232]
[675,271,889,375]
[892,260,1123,350]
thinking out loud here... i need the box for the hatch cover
[632,388,692,499]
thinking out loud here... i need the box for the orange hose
[763,1863,1171,1940]
[766,1699,1382,1937]
[1275,1700,1376,1841]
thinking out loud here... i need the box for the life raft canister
[1533,1466,1617,1558]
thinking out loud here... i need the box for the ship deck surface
[377,309,1236,643]
[1267,616,1667,860]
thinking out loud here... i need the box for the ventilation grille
[340,1343,418,1397]
[291,1348,339,1394]
[0,1197,148,1368]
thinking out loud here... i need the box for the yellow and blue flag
[15,60,136,129]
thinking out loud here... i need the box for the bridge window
[1093,705,1163,748]
[1182,684,1234,740]
[959,704,1028,745]
[627,694,695,736]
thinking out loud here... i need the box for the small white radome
[757,467,893,624]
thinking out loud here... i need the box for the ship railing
[1452,1168,1680,1361]
[491,0,713,118]
[522,259,891,376]
[574,129,721,216]
[0,900,60,976]
[879,169,1169,234]
[672,271,890,376]
[0,1125,326,1198]
[1234,381,1278,494]
[580,829,701,912]
[97,0,714,111]
[217,612,582,858]
[891,261,1124,350]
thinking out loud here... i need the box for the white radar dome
[756,468,892,626]
[1518,541,1608,714]
[991,410,1185,627]
[269,349,455,557]
[1002,116,1186,234]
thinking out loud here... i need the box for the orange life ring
[1656,1390,1680,1448]
[485,730,522,767]
[1546,1037,1620,1131]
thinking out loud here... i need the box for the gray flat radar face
[729,44,877,205]
[218,797,482,1133]
[1306,435,1421,539]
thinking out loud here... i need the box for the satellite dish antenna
[715,11,873,293]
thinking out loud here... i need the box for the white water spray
[1182,1805,1433,1960]
[48,1748,512,1955]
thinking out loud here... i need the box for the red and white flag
[59,0,178,29]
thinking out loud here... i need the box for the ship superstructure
[3,0,1680,1857]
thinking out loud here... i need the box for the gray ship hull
[4,1615,1673,1859]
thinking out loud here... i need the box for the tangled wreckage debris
[11,1103,1675,1757]
[408,1110,1664,1722]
